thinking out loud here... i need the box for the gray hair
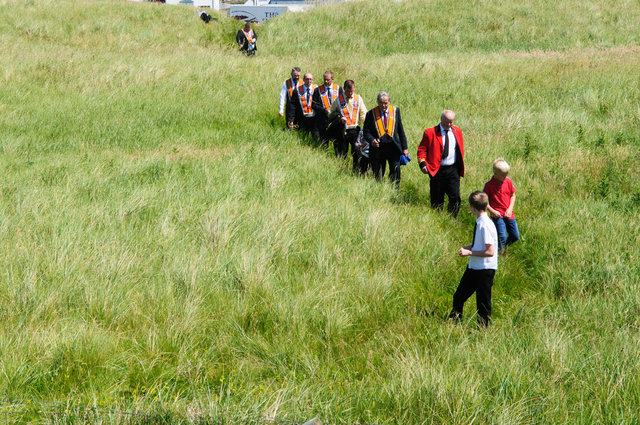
[377,91,390,102]
[441,109,455,120]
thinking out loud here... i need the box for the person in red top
[416,110,465,218]
[483,158,520,254]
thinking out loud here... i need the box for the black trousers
[299,116,320,141]
[430,164,461,217]
[334,128,361,169]
[333,126,349,158]
[450,267,495,326]
[371,142,401,186]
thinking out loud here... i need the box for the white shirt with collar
[468,213,498,270]
[301,85,315,117]
[324,84,335,103]
[440,124,457,166]
[279,79,299,115]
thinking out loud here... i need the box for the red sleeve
[416,130,429,163]
[483,180,494,198]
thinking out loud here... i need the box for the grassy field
[1,0,640,423]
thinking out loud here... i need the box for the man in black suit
[236,22,256,56]
[312,70,343,147]
[327,79,367,169]
[286,73,320,140]
[363,91,408,187]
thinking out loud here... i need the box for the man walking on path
[236,22,257,55]
[363,91,408,187]
[312,71,343,146]
[287,73,320,140]
[417,110,465,218]
[279,67,301,123]
[327,79,367,170]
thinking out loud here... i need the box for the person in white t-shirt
[449,191,498,326]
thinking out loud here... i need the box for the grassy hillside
[1,0,639,423]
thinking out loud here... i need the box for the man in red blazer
[416,110,465,218]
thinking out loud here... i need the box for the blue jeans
[492,217,520,250]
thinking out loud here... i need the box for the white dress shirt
[440,124,457,166]
[279,79,299,115]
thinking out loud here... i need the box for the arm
[396,108,408,156]
[505,193,516,218]
[358,96,367,126]
[327,98,341,123]
[416,130,429,174]
[279,82,287,116]
[362,110,378,145]
[487,205,502,217]
[286,90,298,126]
[311,88,326,115]
[459,244,495,257]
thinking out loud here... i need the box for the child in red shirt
[483,158,520,254]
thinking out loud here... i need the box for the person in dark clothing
[286,73,320,141]
[416,110,465,218]
[362,91,409,187]
[236,22,256,56]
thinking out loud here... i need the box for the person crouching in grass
[483,158,520,254]
[449,191,498,326]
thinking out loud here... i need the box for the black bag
[200,12,212,23]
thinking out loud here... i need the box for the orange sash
[318,84,339,110]
[298,84,317,116]
[338,93,360,127]
[242,29,255,44]
[373,105,395,137]
[285,78,298,99]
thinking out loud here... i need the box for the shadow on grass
[392,179,429,207]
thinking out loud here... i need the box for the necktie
[383,111,388,130]
[471,223,478,248]
[442,129,450,160]
[306,89,310,105]
[327,87,332,103]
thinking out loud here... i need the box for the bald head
[441,110,455,130]
[303,73,314,87]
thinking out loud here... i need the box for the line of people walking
[280,68,408,187]
[279,67,521,325]
[279,67,468,204]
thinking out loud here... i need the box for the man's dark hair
[343,80,355,89]
[292,67,301,73]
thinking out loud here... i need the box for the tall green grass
[0,0,639,423]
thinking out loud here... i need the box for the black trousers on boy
[450,267,495,326]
